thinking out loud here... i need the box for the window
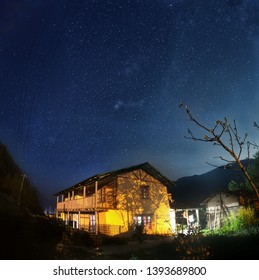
[133,215,152,230]
[89,214,96,232]
[140,185,150,199]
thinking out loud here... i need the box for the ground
[55,234,259,260]
[1,211,259,260]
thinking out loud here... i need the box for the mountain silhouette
[169,160,252,208]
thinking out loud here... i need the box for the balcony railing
[56,194,115,211]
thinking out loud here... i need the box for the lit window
[140,185,150,199]
[133,215,152,229]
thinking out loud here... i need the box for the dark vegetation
[51,231,259,260]
[1,209,64,259]
[0,142,64,259]
[129,234,259,260]
[0,143,42,213]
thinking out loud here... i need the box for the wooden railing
[56,195,115,211]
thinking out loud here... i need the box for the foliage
[212,206,257,235]
[175,233,210,260]
[228,180,253,193]
[228,152,259,196]
[1,215,64,259]
[0,142,42,213]
[61,228,92,246]
[236,206,256,228]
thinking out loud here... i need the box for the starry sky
[0,0,259,207]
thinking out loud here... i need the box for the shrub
[219,206,257,235]
[175,233,210,260]
[236,206,256,228]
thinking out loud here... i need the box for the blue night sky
[0,0,259,206]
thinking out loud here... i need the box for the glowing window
[133,215,152,229]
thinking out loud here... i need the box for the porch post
[95,180,98,235]
[196,208,200,229]
[186,209,189,228]
[78,210,81,229]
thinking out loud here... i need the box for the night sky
[1,0,259,207]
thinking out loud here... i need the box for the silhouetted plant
[175,233,210,260]
[134,223,145,243]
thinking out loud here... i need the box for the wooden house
[201,191,241,229]
[55,162,174,236]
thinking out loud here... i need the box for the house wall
[99,210,129,235]
[115,169,172,235]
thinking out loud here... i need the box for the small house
[201,190,241,229]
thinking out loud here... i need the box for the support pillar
[78,210,81,229]
[196,208,200,229]
[95,180,98,235]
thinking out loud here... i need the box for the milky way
[0,0,258,206]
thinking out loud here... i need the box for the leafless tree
[180,103,259,201]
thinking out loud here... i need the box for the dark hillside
[0,194,64,259]
[0,142,64,259]
[0,142,42,213]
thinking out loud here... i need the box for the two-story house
[55,162,174,236]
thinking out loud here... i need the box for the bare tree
[180,104,259,201]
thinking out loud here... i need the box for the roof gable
[200,190,239,205]
[55,162,173,195]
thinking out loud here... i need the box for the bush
[237,206,256,228]
[175,233,210,260]
[62,228,92,246]
[220,206,257,235]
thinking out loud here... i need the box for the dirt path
[98,236,174,256]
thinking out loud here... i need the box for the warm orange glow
[56,168,173,236]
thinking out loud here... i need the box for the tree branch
[180,103,259,201]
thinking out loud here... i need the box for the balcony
[56,194,115,211]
